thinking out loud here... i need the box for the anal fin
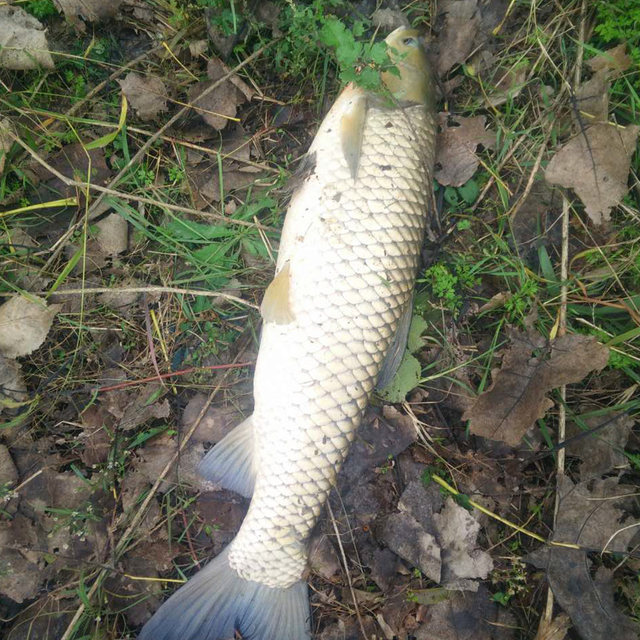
[261,261,295,325]
[197,415,256,498]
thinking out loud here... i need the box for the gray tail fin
[138,547,310,640]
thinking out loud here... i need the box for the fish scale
[228,103,437,589]
[140,26,437,640]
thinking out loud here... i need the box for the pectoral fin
[261,261,295,324]
[340,94,367,180]
[376,302,413,390]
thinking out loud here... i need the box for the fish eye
[402,36,418,47]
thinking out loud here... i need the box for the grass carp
[140,26,437,640]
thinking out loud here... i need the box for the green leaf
[378,351,421,402]
[458,179,479,204]
[407,314,429,353]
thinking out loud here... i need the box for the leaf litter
[2,1,640,639]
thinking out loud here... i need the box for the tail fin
[197,415,256,498]
[139,547,311,640]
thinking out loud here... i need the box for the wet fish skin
[140,26,436,640]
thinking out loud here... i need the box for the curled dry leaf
[433,0,508,76]
[435,114,495,187]
[118,73,168,121]
[189,57,253,131]
[94,211,128,256]
[587,44,632,78]
[566,411,634,479]
[0,355,27,414]
[545,122,640,226]
[526,476,638,640]
[0,117,15,174]
[0,7,55,71]
[53,0,122,25]
[381,481,492,591]
[463,328,609,447]
[0,296,61,359]
[535,613,571,640]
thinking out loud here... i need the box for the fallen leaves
[118,73,168,121]
[189,57,253,131]
[382,481,493,591]
[435,114,495,187]
[464,326,609,446]
[0,7,55,70]
[433,0,508,77]
[53,0,122,28]
[545,45,638,225]
[526,476,639,640]
[545,123,640,226]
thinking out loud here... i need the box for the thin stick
[15,285,258,309]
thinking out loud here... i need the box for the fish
[139,26,437,640]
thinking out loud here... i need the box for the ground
[1,1,639,639]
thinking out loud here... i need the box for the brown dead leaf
[104,384,170,432]
[53,0,122,25]
[381,481,492,591]
[0,513,43,602]
[79,405,113,467]
[587,44,632,78]
[181,393,247,443]
[435,114,495,187]
[0,355,27,414]
[464,329,609,446]
[566,411,634,479]
[433,0,508,76]
[575,71,610,124]
[0,444,19,486]
[118,73,168,121]
[0,7,55,71]
[0,296,61,359]
[6,595,75,640]
[0,117,14,174]
[545,122,640,226]
[526,477,638,640]
[189,57,252,131]
[484,62,529,108]
[414,585,514,639]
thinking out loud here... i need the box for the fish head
[382,27,435,109]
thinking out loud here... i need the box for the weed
[24,0,58,19]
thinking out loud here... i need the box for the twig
[18,285,258,310]
[326,501,369,640]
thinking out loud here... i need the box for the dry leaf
[526,477,638,640]
[0,355,27,414]
[0,444,19,486]
[0,296,61,359]
[0,514,43,602]
[575,70,609,123]
[587,44,632,78]
[0,117,15,174]
[53,0,122,25]
[435,114,495,186]
[434,0,508,76]
[79,405,113,467]
[545,122,640,226]
[382,481,492,591]
[94,212,128,256]
[0,7,54,71]
[464,329,609,446]
[118,73,168,121]
[189,57,253,131]
[414,585,514,639]
[484,62,529,108]
[566,411,634,479]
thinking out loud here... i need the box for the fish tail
[139,546,311,640]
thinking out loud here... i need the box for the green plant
[24,0,58,19]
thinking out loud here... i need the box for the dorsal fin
[260,261,295,324]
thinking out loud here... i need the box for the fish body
[140,27,436,640]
